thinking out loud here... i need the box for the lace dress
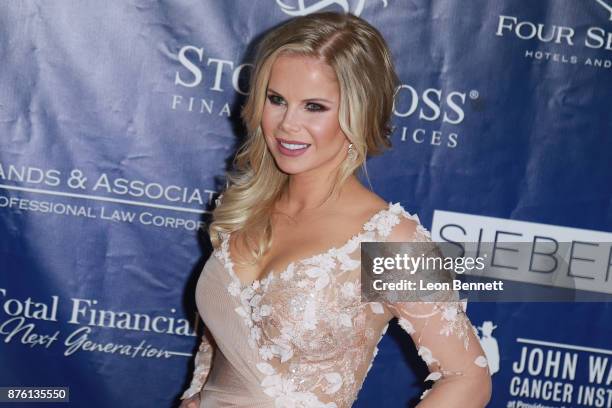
[180,202,490,407]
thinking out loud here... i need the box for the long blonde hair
[209,12,399,262]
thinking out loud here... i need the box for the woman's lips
[276,138,311,157]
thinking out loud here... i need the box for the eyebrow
[267,88,334,104]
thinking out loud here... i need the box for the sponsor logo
[0,288,199,359]
[495,2,612,69]
[276,0,388,16]
[431,210,612,295]
[476,320,500,375]
[0,161,213,231]
[508,337,612,407]
[171,45,253,116]
[392,84,480,149]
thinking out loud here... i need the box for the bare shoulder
[341,188,388,220]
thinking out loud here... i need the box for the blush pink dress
[179,202,490,407]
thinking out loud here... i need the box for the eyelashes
[266,94,328,112]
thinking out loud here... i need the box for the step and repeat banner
[1,1,611,407]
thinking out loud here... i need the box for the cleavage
[229,237,303,286]
[229,229,338,287]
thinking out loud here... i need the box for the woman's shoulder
[344,190,425,242]
[353,191,388,217]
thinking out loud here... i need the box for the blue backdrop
[1,1,611,407]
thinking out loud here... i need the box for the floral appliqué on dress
[181,202,489,407]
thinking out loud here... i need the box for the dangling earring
[347,143,357,161]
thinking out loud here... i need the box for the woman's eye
[267,95,284,105]
[306,103,326,112]
[266,95,326,112]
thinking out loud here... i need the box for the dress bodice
[180,202,490,407]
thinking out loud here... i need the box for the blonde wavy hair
[209,12,399,263]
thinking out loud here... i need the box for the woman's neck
[278,173,360,216]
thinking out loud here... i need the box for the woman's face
[261,54,349,177]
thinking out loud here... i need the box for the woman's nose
[279,107,301,133]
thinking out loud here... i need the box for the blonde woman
[179,12,491,408]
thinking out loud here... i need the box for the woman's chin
[276,165,308,175]
[273,160,312,176]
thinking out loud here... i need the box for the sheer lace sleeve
[383,209,492,407]
[179,328,215,400]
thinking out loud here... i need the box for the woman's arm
[383,214,492,407]
[179,327,215,401]
[386,300,492,407]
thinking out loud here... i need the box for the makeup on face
[261,55,347,176]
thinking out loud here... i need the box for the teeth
[280,141,309,150]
